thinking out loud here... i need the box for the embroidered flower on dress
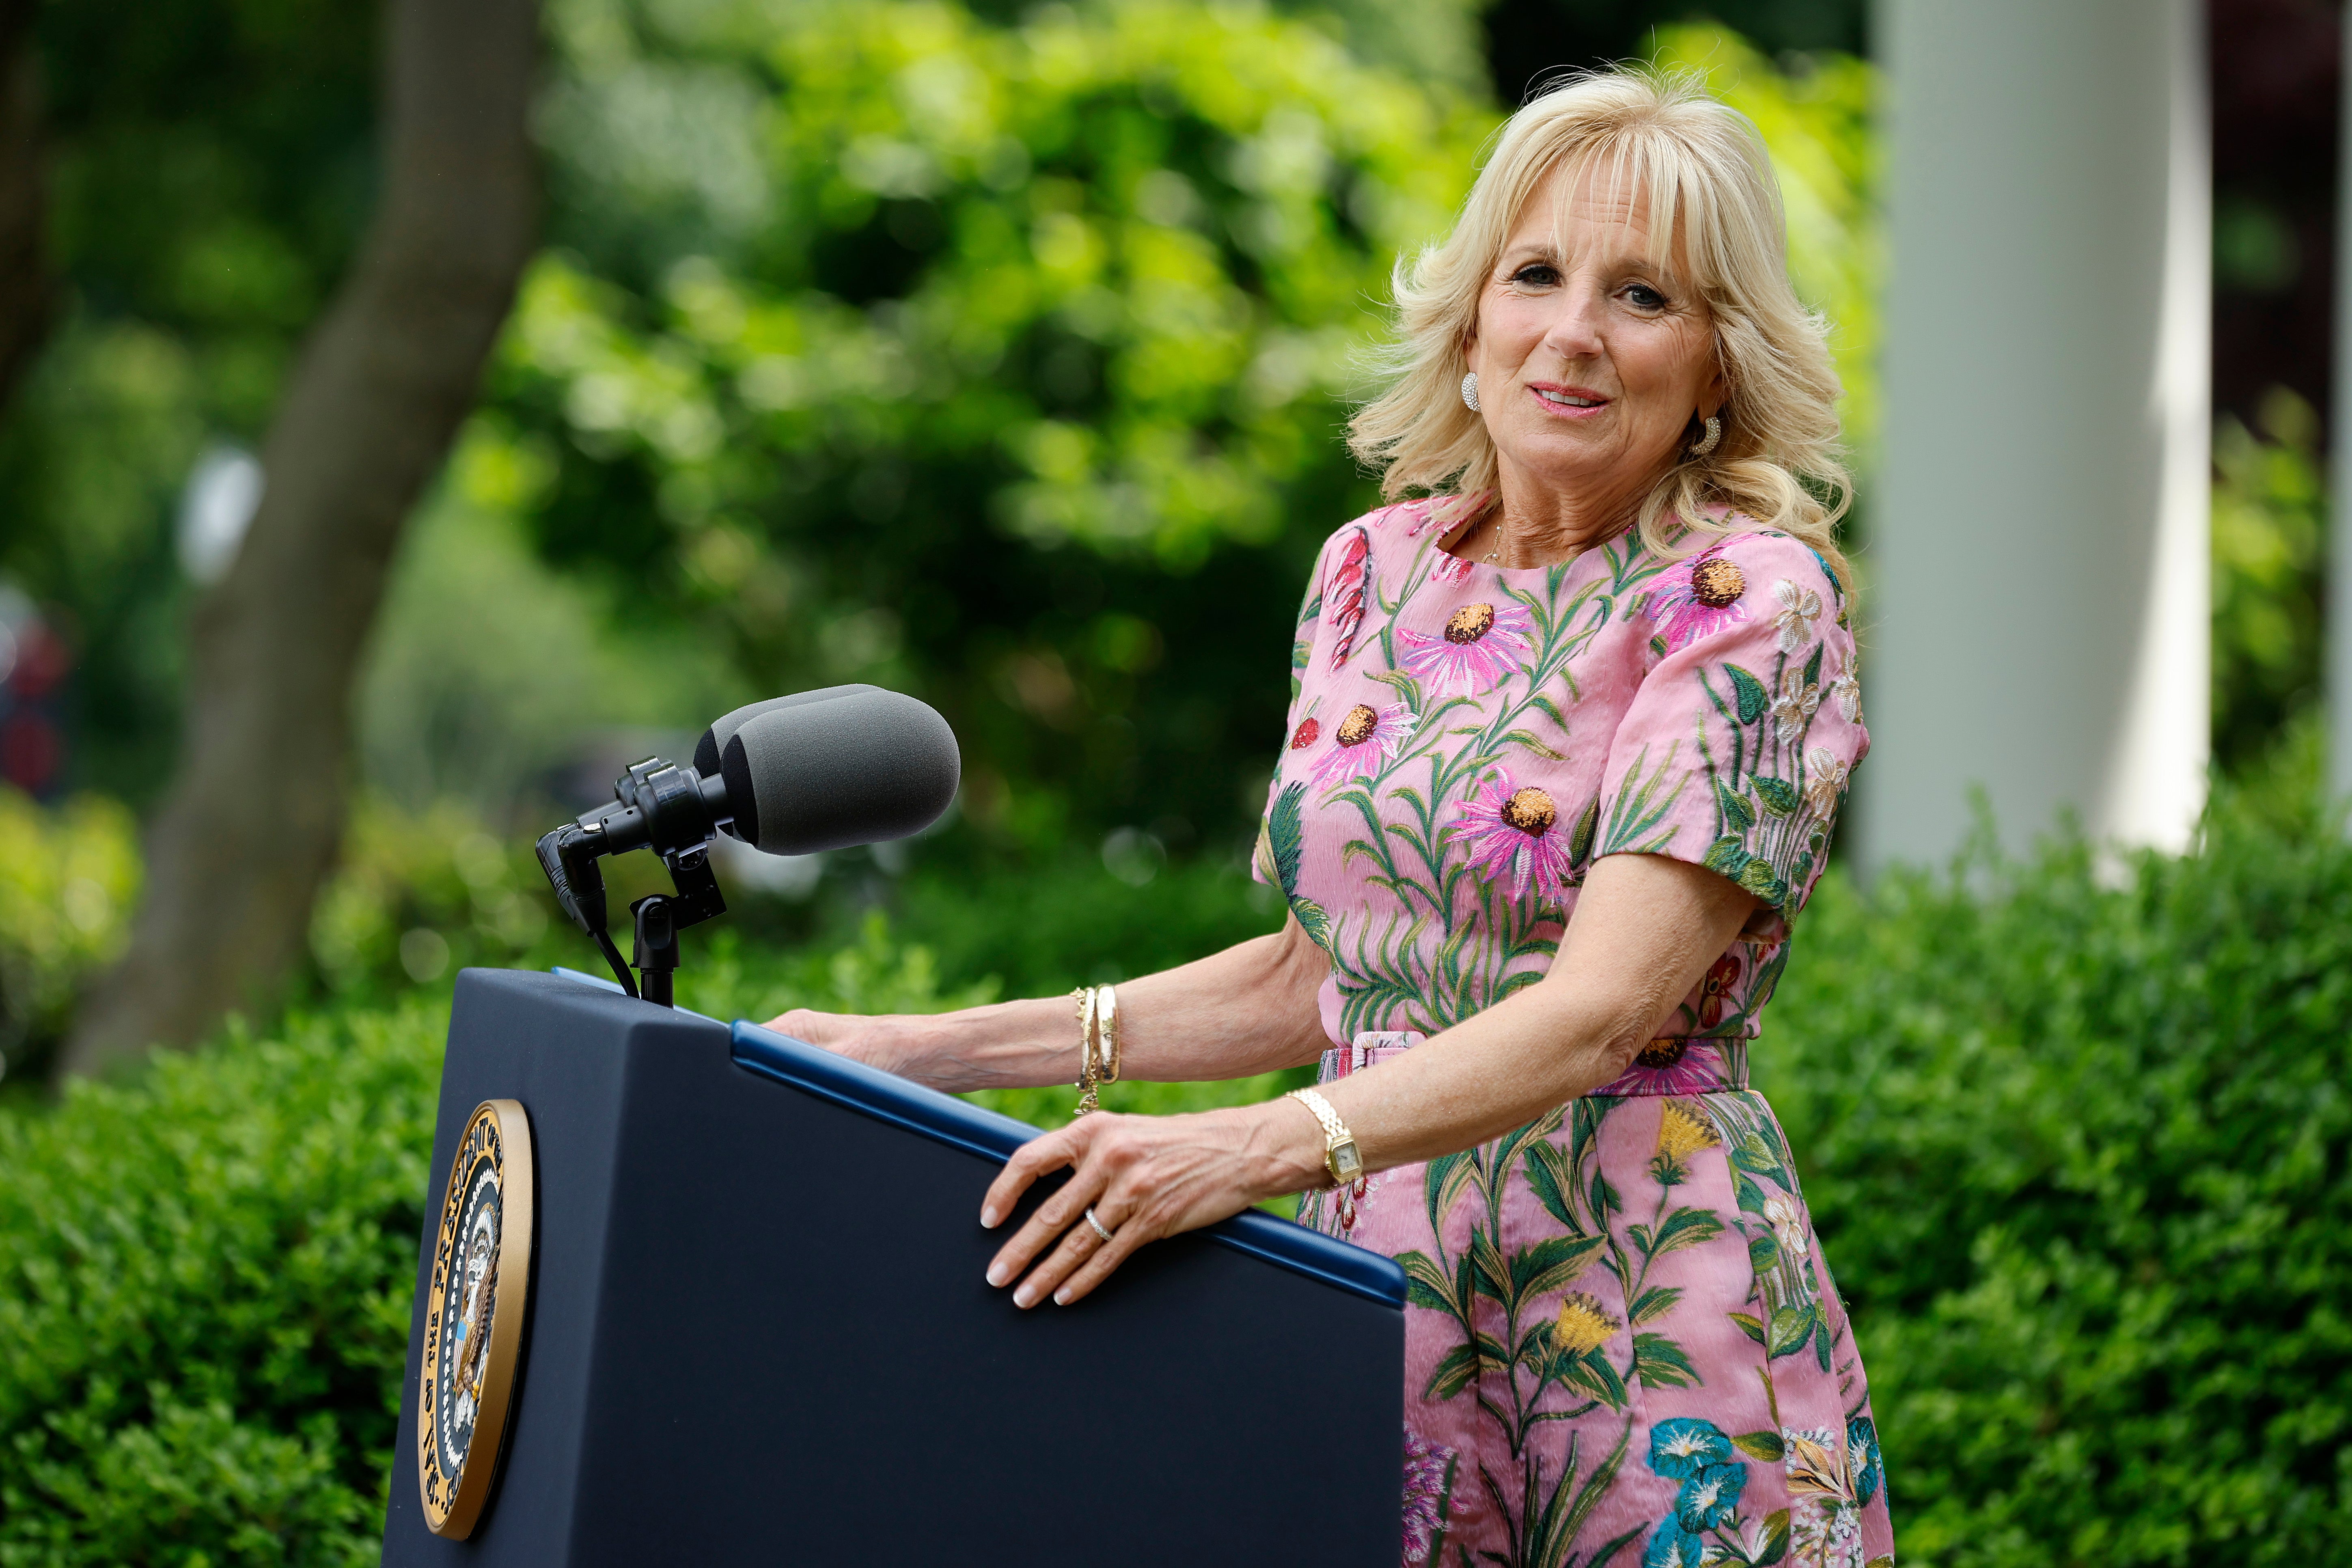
[1399,599,1535,697]
[1848,1416,1884,1507]
[1640,1521,1707,1568]
[1770,666,1821,744]
[1322,526,1371,671]
[1771,576,1823,655]
[1449,768,1575,901]
[1309,702,1415,789]
[1675,1460,1747,1531]
[1784,1423,1858,1514]
[1763,1191,1810,1258]
[1649,541,1750,650]
[1652,1099,1722,1185]
[1804,747,1850,816]
[1696,952,1742,1029]
[1828,648,1863,725]
[1647,1416,1736,1479]
[1289,716,1319,750]
[1553,1292,1621,1358]
[1432,550,1476,586]
[1610,1037,1729,1096]
[1400,1426,1459,1564]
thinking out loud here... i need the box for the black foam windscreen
[719,688,960,856]
[693,685,882,796]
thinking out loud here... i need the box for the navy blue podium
[379,968,1406,1565]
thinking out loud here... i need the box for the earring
[1688,413,1721,457]
[1460,372,1479,412]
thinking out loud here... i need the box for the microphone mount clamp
[535,755,732,1005]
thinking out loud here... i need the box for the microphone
[536,685,960,1002]
[693,685,960,855]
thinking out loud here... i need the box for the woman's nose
[1539,286,1607,361]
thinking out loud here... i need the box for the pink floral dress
[1253,500,1892,1568]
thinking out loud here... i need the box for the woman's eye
[1511,264,1559,287]
[1623,283,1668,309]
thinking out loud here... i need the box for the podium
[380,968,1406,1565]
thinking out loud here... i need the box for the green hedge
[8,776,2352,1564]
[1767,777,2352,1564]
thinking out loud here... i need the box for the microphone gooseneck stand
[537,756,731,1008]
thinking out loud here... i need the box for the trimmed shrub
[1768,782,2352,1564]
[0,999,444,1566]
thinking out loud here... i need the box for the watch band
[1284,1087,1365,1186]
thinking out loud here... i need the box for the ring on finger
[1083,1206,1114,1245]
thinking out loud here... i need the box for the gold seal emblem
[416,1100,535,1539]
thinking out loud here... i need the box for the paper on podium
[382,967,1405,1566]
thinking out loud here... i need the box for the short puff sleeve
[1594,531,1868,930]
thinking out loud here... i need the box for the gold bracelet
[1094,982,1121,1085]
[1071,986,1103,1117]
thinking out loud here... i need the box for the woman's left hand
[979,1102,1326,1307]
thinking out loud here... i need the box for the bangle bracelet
[1070,987,1102,1117]
[1095,982,1121,1085]
[1068,983,1125,1118]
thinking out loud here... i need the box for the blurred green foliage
[483,0,1491,853]
[2212,388,2325,775]
[0,0,374,799]
[0,791,138,1088]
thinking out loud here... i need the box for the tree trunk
[0,0,52,411]
[61,0,539,1076]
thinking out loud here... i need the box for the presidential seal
[416,1099,535,1539]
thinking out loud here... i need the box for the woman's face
[1468,160,1722,517]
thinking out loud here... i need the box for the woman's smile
[1526,381,1611,417]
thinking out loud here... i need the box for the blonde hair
[1347,67,1852,589]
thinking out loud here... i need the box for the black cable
[594,927,639,999]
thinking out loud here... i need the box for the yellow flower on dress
[1553,1292,1621,1358]
[1650,1098,1723,1186]
[1656,1100,1720,1160]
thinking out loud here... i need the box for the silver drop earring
[1688,413,1721,457]
[1460,372,1479,412]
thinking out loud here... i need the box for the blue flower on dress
[1675,1460,1746,1531]
[1640,1518,1707,1568]
[1647,1416,1734,1479]
[1848,1415,1884,1506]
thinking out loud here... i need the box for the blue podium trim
[727,1019,1405,1309]
[545,968,1403,1309]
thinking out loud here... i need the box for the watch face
[416,1100,535,1540]
[1331,1141,1364,1182]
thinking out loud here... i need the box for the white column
[1858,0,2210,871]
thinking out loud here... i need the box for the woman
[777,68,1891,1568]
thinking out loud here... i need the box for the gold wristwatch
[1285,1088,1363,1186]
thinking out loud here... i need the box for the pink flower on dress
[1398,599,1535,697]
[1450,768,1575,902]
[1649,541,1751,650]
[1401,1426,1460,1564]
[1432,550,1476,586]
[1608,1037,1731,1096]
[1309,702,1415,788]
